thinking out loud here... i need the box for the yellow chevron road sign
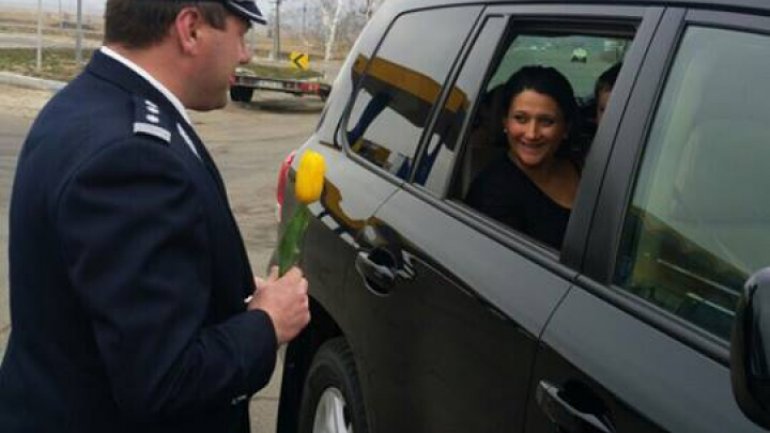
[290,52,310,70]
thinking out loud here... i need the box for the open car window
[438,20,636,251]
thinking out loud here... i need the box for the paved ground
[0,83,325,432]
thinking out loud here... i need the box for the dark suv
[271,1,770,432]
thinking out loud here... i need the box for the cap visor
[227,1,267,25]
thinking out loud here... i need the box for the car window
[413,17,506,195]
[449,21,635,251]
[344,7,479,180]
[615,26,770,340]
[488,34,628,98]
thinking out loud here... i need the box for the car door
[526,7,770,433]
[346,4,662,433]
[349,13,565,432]
[334,5,486,432]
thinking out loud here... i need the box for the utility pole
[75,0,83,66]
[36,0,42,72]
[272,0,282,61]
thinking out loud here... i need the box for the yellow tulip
[294,150,326,204]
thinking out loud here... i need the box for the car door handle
[355,249,396,295]
[536,381,615,433]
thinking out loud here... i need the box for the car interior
[453,24,635,245]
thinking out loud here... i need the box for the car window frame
[400,4,662,276]
[581,7,770,365]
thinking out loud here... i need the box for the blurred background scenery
[0,0,385,82]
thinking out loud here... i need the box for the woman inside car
[466,65,580,249]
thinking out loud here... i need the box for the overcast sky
[1,0,279,15]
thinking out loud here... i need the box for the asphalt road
[0,89,325,432]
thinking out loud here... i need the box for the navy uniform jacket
[0,50,277,432]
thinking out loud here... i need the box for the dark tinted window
[615,27,770,340]
[345,7,479,179]
[415,17,506,195]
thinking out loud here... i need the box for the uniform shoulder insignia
[132,96,172,143]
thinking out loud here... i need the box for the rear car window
[615,26,770,340]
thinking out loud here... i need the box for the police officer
[0,1,310,431]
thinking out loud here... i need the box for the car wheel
[229,86,253,102]
[298,338,368,433]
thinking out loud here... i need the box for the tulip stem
[278,204,311,276]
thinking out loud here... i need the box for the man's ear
[174,6,203,54]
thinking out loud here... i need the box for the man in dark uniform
[0,1,310,431]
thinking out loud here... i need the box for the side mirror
[731,267,770,429]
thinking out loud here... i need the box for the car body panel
[275,1,770,432]
[526,6,770,433]
[346,187,571,432]
[527,283,765,432]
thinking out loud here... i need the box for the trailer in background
[229,71,331,102]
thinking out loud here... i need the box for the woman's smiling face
[503,89,569,169]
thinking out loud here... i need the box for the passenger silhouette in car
[595,62,622,123]
[466,66,580,249]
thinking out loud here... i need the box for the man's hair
[104,0,228,49]
[594,62,622,99]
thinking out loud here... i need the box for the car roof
[386,0,770,16]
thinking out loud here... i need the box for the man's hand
[248,266,310,344]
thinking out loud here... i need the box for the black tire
[298,338,368,433]
[229,86,253,102]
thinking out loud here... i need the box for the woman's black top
[465,156,571,249]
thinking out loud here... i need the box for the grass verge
[0,48,93,82]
